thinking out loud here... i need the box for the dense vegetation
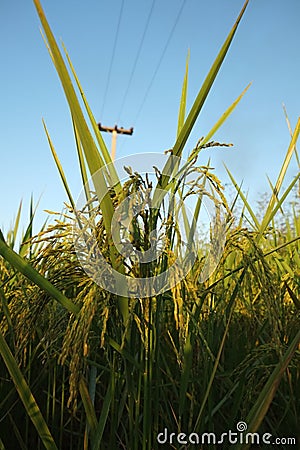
[0,1,299,449]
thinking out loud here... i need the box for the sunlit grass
[0,0,299,449]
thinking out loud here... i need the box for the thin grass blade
[177,50,190,137]
[91,382,112,450]
[154,0,249,205]
[259,117,300,237]
[33,0,115,227]
[72,116,92,207]
[283,103,299,168]
[0,332,58,450]
[224,164,260,230]
[0,234,79,315]
[172,0,249,160]
[19,195,36,258]
[34,0,128,321]
[62,43,123,195]
[189,83,251,162]
[234,329,300,449]
[79,378,97,436]
[7,200,22,250]
[43,120,76,211]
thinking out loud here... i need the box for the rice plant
[0,0,299,449]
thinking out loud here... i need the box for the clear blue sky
[0,0,299,235]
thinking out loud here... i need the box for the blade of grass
[234,328,300,450]
[283,103,299,168]
[72,116,92,207]
[0,286,13,334]
[179,333,192,425]
[61,42,121,192]
[189,83,251,162]
[43,120,76,211]
[259,117,300,238]
[0,331,58,450]
[266,175,284,215]
[224,164,260,230]
[156,81,251,212]
[194,268,246,432]
[284,281,300,310]
[0,233,79,315]
[33,0,115,228]
[177,50,190,137]
[156,0,249,196]
[62,42,111,164]
[263,172,300,231]
[91,381,112,450]
[19,195,38,258]
[34,0,128,321]
[7,200,22,249]
[79,377,97,436]
[12,200,22,249]
[172,0,249,159]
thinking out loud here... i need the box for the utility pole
[98,123,134,161]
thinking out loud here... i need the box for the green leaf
[0,332,58,450]
[177,50,190,137]
[72,116,92,207]
[224,164,260,230]
[79,377,98,435]
[43,120,76,211]
[176,83,251,186]
[194,268,246,432]
[190,83,251,160]
[259,117,300,238]
[19,195,37,258]
[33,0,114,228]
[234,328,300,450]
[155,0,249,202]
[0,287,13,333]
[34,0,128,322]
[173,0,249,159]
[0,235,79,315]
[91,381,112,450]
[179,333,192,422]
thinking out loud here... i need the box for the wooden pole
[98,123,134,161]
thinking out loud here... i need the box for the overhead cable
[133,0,187,126]
[117,0,156,122]
[100,0,125,119]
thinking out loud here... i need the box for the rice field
[0,1,299,449]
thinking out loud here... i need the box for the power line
[133,0,187,126]
[117,0,156,123]
[100,0,125,120]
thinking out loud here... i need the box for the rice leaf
[79,377,97,436]
[0,331,58,450]
[33,0,114,227]
[224,164,260,230]
[0,234,79,315]
[259,117,300,237]
[177,50,190,137]
[234,328,300,449]
[43,120,76,211]
[91,381,112,450]
[172,0,249,159]
[156,0,249,196]
[34,0,128,321]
